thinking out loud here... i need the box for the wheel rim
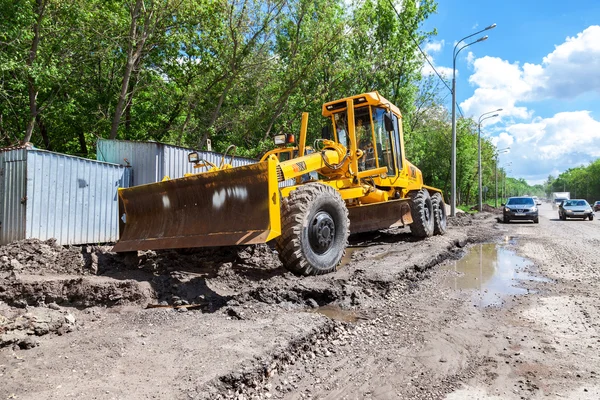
[308,210,335,254]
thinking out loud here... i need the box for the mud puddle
[340,246,366,266]
[340,246,390,266]
[442,243,551,307]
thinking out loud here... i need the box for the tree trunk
[199,75,234,148]
[109,0,151,139]
[35,114,51,150]
[77,128,88,156]
[125,89,133,138]
[23,0,46,143]
[177,105,194,146]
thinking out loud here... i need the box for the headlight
[504,207,510,212]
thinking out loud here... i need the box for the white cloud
[459,25,600,184]
[423,40,444,54]
[461,25,600,119]
[421,63,453,78]
[496,111,600,183]
[420,40,452,78]
[533,25,600,98]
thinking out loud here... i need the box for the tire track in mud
[191,215,502,400]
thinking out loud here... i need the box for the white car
[532,196,542,206]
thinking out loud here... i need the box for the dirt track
[1,203,599,399]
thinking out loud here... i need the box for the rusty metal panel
[113,161,273,252]
[0,149,28,245]
[347,199,412,234]
[97,139,256,187]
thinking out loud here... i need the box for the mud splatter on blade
[112,159,281,252]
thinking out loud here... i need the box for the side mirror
[322,125,331,140]
[501,203,505,207]
[383,112,394,132]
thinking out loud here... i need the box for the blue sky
[419,0,600,184]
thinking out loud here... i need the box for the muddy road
[1,203,599,399]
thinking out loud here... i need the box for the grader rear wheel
[431,192,448,235]
[275,183,350,275]
[409,189,434,238]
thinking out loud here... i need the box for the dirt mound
[0,303,77,350]
[448,212,475,227]
[0,239,86,275]
[481,204,502,214]
[0,240,284,312]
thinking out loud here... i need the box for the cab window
[372,107,396,176]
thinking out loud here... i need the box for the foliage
[1,0,572,209]
[544,160,600,204]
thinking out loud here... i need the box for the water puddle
[340,246,367,266]
[442,243,551,307]
[310,305,367,323]
[340,246,391,266]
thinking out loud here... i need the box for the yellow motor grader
[112,92,447,275]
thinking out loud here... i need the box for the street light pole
[502,163,512,201]
[494,147,510,207]
[451,23,496,217]
[477,110,502,211]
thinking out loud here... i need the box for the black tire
[503,215,510,223]
[533,217,539,224]
[590,215,594,221]
[275,183,349,275]
[408,189,434,238]
[431,192,448,235]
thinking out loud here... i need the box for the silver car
[503,196,539,223]
[558,199,594,220]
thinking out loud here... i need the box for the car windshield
[564,200,587,207]
[507,198,534,205]
[555,198,567,203]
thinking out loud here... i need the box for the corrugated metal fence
[96,139,256,186]
[0,147,130,245]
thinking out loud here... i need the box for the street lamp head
[477,35,489,43]
[485,23,497,30]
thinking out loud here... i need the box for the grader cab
[113,92,447,275]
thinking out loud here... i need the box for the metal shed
[96,139,256,186]
[0,145,130,246]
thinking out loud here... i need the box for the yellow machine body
[113,91,443,253]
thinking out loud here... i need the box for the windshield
[555,198,567,203]
[563,200,588,207]
[507,197,534,206]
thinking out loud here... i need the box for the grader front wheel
[276,183,350,275]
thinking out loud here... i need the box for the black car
[503,196,539,223]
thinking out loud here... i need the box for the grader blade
[112,159,281,252]
[348,198,412,234]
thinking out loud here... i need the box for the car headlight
[531,207,537,212]
[504,207,510,212]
